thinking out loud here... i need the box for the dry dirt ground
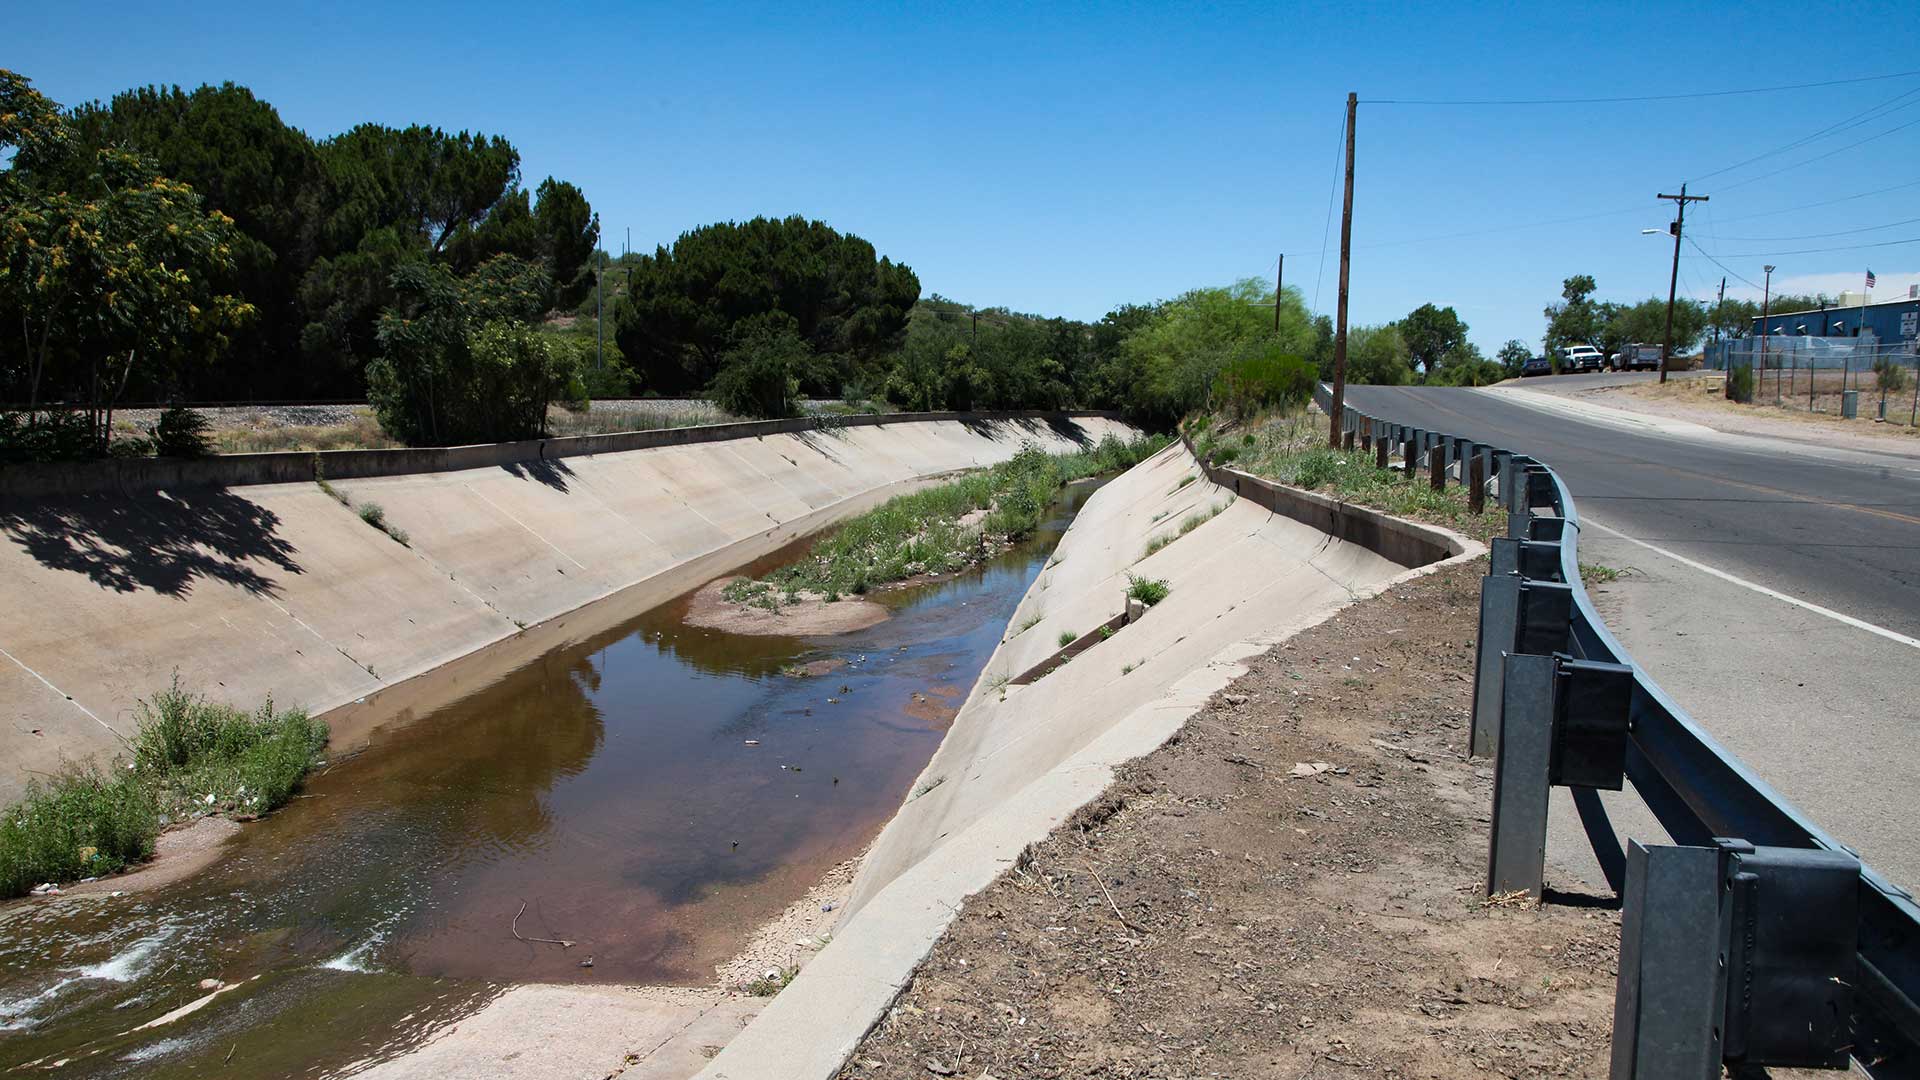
[838,558,1629,1079]
[1577,380,1920,456]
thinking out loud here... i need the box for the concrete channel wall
[698,440,1484,1080]
[0,415,1137,805]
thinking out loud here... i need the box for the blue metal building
[1751,293,1920,345]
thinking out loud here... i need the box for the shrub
[132,680,326,818]
[1874,358,1912,394]
[153,406,215,458]
[0,766,157,896]
[1057,630,1078,648]
[0,409,98,465]
[1212,350,1317,419]
[1728,365,1755,403]
[1127,574,1171,607]
[357,502,386,528]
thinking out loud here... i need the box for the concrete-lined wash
[0,415,1137,804]
[698,439,1483,1080]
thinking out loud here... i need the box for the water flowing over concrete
[0,416,1136,803]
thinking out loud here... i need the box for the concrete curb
[0,410,1123,498]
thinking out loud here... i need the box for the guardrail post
[1488,652,1556,896]
[1402,431,1418,480]
[1374,427,1388,469]
[1611,839,1859,1079]
[1344,427,1356,451]
[1488,652,1634,897]
[1470,574,1573,757]
[1468,447,1486,513]
[1611,841,1727,1079]
[1428,443,1446,490]
[1360,422,1372,453]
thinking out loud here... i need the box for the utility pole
[1714,277,1725,348]
[1656,184,1708,385]
[1328,92,1357,448]
[1274,253,1285,334]
[1760,265,1775,405]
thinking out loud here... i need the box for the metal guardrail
[1311,385,1920,1077]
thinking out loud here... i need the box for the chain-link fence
[1708,337,1920,427]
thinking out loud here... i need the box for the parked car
[1613,343,1664,371]
[1561,345,1605,373]
[1521,356,1554,377]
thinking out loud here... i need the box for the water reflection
[0,479,1100,1077]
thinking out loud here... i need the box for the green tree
[1428,342,1503,386]
[60,82,327,398]
[1399,303,1467,374]
[1543,274,1600,358]
[615,215,919,395]
[710,322,806,419]
[1119,278,1316,424]
[1212,347,1316,418]
[1344,323,1413,386]
[1496,339,1532,378]
[2,71,253,452]
[365,262,584,445]
[1601,297,1709,356]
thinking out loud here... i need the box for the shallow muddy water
[0,481,1100,1077]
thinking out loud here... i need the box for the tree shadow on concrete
[0,489,300,599]
[501,458,575,493]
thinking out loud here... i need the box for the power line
[1684,235,1920,259]
[1686,84,1920,184]
[1714,178,1920,223]
[1715,113,1920,193]
[1705,215,1920,244]
[1685,237,1762,292]
[1355,204,1647,250]
[1364,69,1920,106]
[1312,107,1345,315]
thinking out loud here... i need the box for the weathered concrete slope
[697,440,1482,1080]
[0,416,1135,804]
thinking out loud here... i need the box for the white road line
[1581,516,1920,652]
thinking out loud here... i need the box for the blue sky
[14,1,1920,353]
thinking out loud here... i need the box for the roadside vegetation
[0,680,326,898]
[1196,408,1500,542]
[732,435,1167,604]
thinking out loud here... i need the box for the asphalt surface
[1342,383,1920,891]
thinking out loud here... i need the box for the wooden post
[1469,451,1486,513]
[1343,428,1356,451]
[1327,92,1357,447]
[1429,444,1445,490]
[1376,434,1388,470]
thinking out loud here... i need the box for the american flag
[1865,269,1876,288]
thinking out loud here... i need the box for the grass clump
[1057,630,1078,648]
[0,679,327,898]
[750,434,1167,598]
[1226,407,1498,542]
[1127,574,1171,607]
[1580,563,1623,585]
[355,501,410,546]
[0,767,157,897]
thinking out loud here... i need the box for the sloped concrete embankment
[0,416,1136,803]
[699,440,1483,1080]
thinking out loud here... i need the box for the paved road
[1343,383,1920,891]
